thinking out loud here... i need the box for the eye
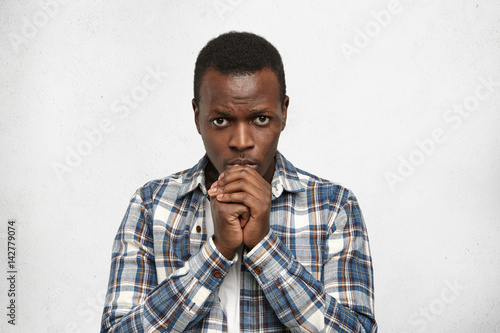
[255,116,270,125]
[211,118,229,127]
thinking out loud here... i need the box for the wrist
[213,237,237,260]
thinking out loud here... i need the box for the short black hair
[194,31,286,106]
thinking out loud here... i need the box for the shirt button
[196,225,201,233]
[197,310,202,315]
[254,267,262,274]
[213,270,221,278]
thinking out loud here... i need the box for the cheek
[263,128,281,146]
[203,137,217,151]
[202,131,224,152]
[258,131,281,156]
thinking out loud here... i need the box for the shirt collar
[178,155,210,198]
[177,152,305,199]
[270,151,305,198]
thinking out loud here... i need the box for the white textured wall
[1,1,499,332]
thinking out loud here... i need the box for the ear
[192,98,201,134]
[280,95,289,131]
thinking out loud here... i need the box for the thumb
[238,206,250,228]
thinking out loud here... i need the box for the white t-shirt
[205,198,241,333]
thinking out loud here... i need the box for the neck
[262,156,276,184]
[204,160,219,190]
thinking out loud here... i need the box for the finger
[215,191,265,213]
[207,181,219,197]
[217,168,270,195]
[208,174,269,199]
[238,208,250,228]
[219,165,263,184]
[214,179,267,200]
[212,200,249,223]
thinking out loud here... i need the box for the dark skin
[193,68,289,259]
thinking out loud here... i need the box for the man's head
[193,31,286,107]
[192,32,289,184]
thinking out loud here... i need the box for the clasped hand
[207,165,272,259]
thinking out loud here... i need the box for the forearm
[102,234,233,332]
[243,230,376,333]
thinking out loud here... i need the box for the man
[101,31,377,332]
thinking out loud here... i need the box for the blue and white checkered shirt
[101,152,377,332]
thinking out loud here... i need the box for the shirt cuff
[188,236,237,290]
[242,230,294,286]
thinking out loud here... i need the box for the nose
[229,123,254,151]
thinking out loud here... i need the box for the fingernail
[210,181,217,189]
[218,173,224,180]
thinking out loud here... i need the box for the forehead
[198,68,281,107]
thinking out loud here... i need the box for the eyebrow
[209,109,272,117]
[210,109,232,117]
[249,109,272,115]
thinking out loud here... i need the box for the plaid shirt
[101,152,377,332]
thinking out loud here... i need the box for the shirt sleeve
[100,190,235,332]
[242,193,377,332]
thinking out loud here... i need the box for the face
[193,68,289,184]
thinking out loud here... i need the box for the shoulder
[131,157,206,212]
[136,169,189,200]
[279,153,358,209]
[292,167,366,234]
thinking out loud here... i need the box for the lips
[226,159,258,168]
